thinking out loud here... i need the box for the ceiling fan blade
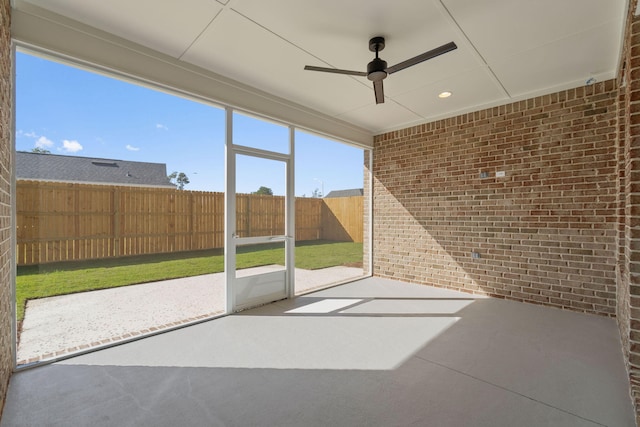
[304,65,367,77]
[386,41,457,75]
[374,80,385,104]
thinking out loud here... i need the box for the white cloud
[61,140,83,153]
[126,144,140,151]
[19,130,38,138]
[156,123,168,131]
[35,136,54,149]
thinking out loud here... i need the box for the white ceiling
[14,0,627,135]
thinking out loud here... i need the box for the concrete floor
[1,277,634,426]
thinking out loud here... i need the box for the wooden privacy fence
[16,180,363,265]
[322,196,364,243]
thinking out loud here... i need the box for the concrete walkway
[17,266,364,364]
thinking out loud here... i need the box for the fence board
[16,180,362,265]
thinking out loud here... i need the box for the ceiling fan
[304,37,457,104]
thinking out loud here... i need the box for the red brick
[0,0,11,415]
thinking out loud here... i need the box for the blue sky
[15,51,364,196]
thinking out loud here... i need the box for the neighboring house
[16,151,175,188]
[324,188,363,198]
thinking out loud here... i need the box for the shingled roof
[16,152,175,188]
[324,188,364,198]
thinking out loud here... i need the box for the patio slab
[17,266,363,364]
[2,277,634,427]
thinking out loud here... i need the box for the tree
[168,171,190,190]
[311,188,322,198]
[253,186,273,196]
[31,147,51,154]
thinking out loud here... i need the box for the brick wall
[616,0,630,366]
[0,0,11,418]
[620,0,640,421]
[373,81,619,316]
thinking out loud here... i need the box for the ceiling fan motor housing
[367,58,388,81]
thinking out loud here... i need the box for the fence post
[113,187,120,257]
[190,191,195,251]
[246,195,251,237]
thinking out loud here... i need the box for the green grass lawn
[16,240,362,321]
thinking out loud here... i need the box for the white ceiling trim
[10,1,374,148]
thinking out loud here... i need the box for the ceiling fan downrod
[367,37,388,82]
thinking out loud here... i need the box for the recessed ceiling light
[438,91,452,99]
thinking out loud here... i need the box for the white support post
[367,148,373,277]
[224,107,236,313]
[286,126,296,298]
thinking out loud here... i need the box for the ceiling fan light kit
[305,36,457,104]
